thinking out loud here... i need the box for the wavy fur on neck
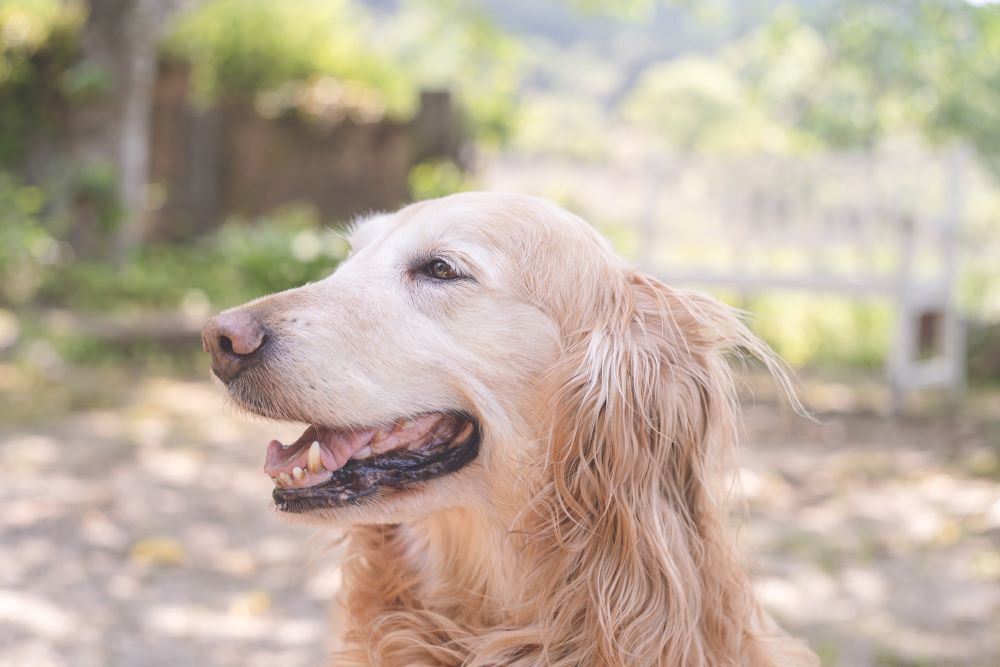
[332,268,816,666]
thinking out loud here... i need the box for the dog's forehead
[346,213,395,250]
[351,197,539,256]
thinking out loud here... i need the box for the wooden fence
[636,148,967,410]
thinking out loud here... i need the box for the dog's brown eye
[422,259,460,281]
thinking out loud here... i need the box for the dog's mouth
[264,412,480,513]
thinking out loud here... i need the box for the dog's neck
[334,492,813,666]
[343,505,526,618]
[419,506,526,604]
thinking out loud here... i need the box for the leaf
[130,536,186,567]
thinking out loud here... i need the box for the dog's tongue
[262,414,446,489]
[264,426,369,477]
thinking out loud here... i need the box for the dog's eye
[420,259,461,281]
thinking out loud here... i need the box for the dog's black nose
[202,310,268,383]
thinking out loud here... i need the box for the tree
[619,0,1000,170]
[69,0,196,260]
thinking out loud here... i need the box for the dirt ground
[1,373,998,667]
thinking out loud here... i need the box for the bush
[0,174,66,305]
[162,0,415,119]
[0,173,347,313]
[408,159,475,200]
[36,206,349,313]
[0,0,84,165]
[745,293,893,370]
[378,1,522,146]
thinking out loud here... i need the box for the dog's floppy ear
[527,271,800,665]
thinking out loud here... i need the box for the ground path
[1,375,997,666]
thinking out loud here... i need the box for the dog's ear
[528,271,799,665]
[546,271,792,529]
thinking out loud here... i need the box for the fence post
[888,215,917,414]
[942,144,967,400]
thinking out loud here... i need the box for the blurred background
[0,0,998,665]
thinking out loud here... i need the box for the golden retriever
[202,192,818,666]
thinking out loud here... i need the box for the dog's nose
[202,310,269,383]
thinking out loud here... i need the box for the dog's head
[202,192,789,529]
[202,193,602,521]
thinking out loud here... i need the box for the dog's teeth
[277,472,293,487]
[307,441,323,472]
[351,446,372,460]
[394,419,416,431]
[292,466,304,480]
[271,476,280,487]
[372,430,387,443]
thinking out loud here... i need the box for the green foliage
[71,159,120,234]
[918,2,1000,173]
[39,206,348,312]
[0,171,345,312]
[621,1,1000,170]
[624,56,761,153]
[447,13,522,145]
[382,0,523,145]
[747,293,893,370]
[58,59,111,100]
[569,0,658,19]
[162,0,415,118]
[753,1,1000,152]
[567,0,714,21]
[512,93,609,160]
[0,0,83,164]
[408,159,476,200]
[161,0,525,137]
[0,174,63,305]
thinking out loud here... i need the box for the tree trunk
[68,0,194,260]
[114,0,162,260]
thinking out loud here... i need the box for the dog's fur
[217,193,818,666]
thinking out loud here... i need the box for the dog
[202,192,818,666]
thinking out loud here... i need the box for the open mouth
[264,412,480,513]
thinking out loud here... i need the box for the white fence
[485,147,970,409]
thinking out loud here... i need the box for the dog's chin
[275,476,482,527]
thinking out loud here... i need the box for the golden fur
[216,193,818,666]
